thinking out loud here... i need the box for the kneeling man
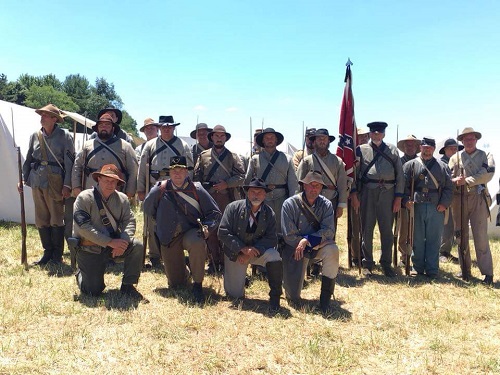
[73,164,146,301]
[218,178,283,311]
[281,171,339,313]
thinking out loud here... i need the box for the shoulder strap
[260,151,281,182]
[93,187,118,236]
[206,148,230,181]
[313,153,337,187]
[295,194,321,229]
[416,158,439,188]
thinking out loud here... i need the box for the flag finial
[346,58,353,67]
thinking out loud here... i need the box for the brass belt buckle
[268,184,276,190]
[41,161,49,166]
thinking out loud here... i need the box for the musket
[196,218,221,281]
[393,124,400,268]
[347,202,353,269]
[405,165,415,276]
[456,146,469,281]
[142,162,150,265]
[11,108,28,269]
[249,117,253,157]
[81,112,88,190]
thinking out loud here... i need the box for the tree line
[0,73,138,136]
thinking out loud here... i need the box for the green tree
[94,77,123,108]
[63,74,90,112]
[2,81,27,105]
[120,110,138,136]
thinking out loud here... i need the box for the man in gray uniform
[218,178,283,311]
[292,128,316,171]
[190,123,213,164]
[137,115,192,267]
[143,156,221,303]
[350,122,404,277]
[297,128,347,218]
[72,113,138,198]
[245,128,298,234]
[281,171,339,314]
[194,125,245,273]
[135,117,159,161]
[21,104,74,265]
[438,138,463,262]
[449,127,495,285]
[73,164,146,301]
[403,137,452,278]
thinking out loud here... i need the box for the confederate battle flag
[336,59,357,185]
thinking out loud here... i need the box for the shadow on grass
[154,284,224,308]
[227,296,293,319]
[74,288,147,310]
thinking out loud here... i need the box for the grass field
[0,212,499,374]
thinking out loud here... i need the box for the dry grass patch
[1,213,499,374]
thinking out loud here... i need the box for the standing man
[193,125,245,273]
[72,113,138,198]
[438,138,463,262]
[190,123,213,164]
[350,122,404,277]
[292,128,316,170]
[143,156,221,303]
[89,106,134,145]
[21,104,74,265]
[396,135,421,267]
[218,178,282,311]
[403,138,452,278]
[281,171,339,313]
[135,117,159,161]
[73,164,146,301]
[449,127,495,285]
[297,128,347,219]
[137,115,192,268]
[245,128,299,234]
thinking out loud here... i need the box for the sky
[2,0,500,151]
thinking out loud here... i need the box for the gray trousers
[360,187,395,269]
[439,208,455,255]
[223,248,282,299]
[76,239,143,295]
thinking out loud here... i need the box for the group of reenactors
[20,103,497,313]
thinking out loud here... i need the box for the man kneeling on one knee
[73,164,146,301]
[218,178,283,311]
[281,170,340,313]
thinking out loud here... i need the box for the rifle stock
[405,166,415,276]
[457,165,469,281]
[393,212,399,268]
[17,146,28,269]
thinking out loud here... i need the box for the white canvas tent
[0,100,96,224]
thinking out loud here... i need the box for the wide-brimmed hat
[92,113,117,132]
[92,164,125,186]
[255,128,284,147]
[397,135,421,152]
[457,127,482,141]
[158,115,180,127]
[242,178,272,193]
[190,123,212,139]
[357,127,370,136]
[420,137,436,148]
[140,117,159,132]
[167,156,193,170]
[309,128,335,143]
[35,104,64,123]
[439,138,464,154]
[208,125,231,142]
[367,121,388,133]
[299,170,327,187]
[97,107,122,125]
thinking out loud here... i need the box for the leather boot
[51,226,66,264]
[34,227,53,265]
[319,276,335,313]
[266,261,283,311]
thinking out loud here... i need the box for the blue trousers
[412,203,444,276]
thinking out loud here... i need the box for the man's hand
[436,204,446,212]
[350,192,360,213]
[17,182,24,194]
[335,207,344,219]
[453,175,466,186]
[62,186,71,199]
[72,187,82,197]
[137,191,146,201]
[108,238,129,258]
[213,180,228,192]
[392,197,402,213]
[294,238,309,261]
[405,200,414,210]
[202,225,209,239]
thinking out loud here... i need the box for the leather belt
[80,239,99,247]
[267,184,287,190]
[366,179,396,184]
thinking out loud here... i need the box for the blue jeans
[412,203,444,276]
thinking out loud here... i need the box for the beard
[249,198,264,207]
[214,143,225,150]
[98,130,112,141]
